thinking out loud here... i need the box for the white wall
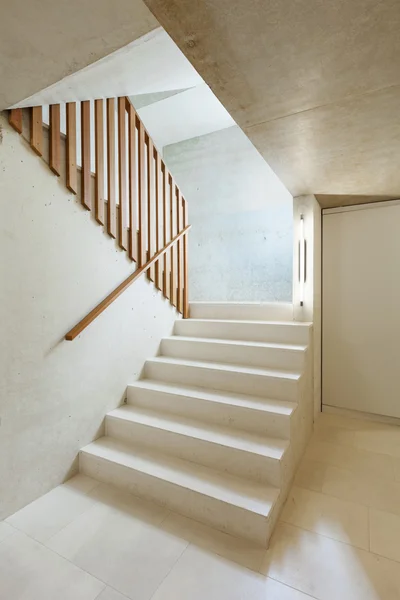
[0,113,177,519]
[164,126,293,302]
[322,201,400,420]
[293,195,322,419]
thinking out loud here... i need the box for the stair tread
[148,356,301,379]
[163,335,307,351]
[182,318,312,327]
[108,405,289,458]
[129,380,297,415]
[82,437,280,517]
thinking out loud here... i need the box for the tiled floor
[2,412,400,599]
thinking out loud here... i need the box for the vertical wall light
[299,214,306,306]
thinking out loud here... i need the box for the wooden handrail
[65,225,191,341]
[9,97,191,337]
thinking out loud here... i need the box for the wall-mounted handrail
[65,225,191,341]
[9,94,191,340]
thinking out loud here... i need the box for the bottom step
[80,437,280,546]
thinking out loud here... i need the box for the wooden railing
[9,97,190,339]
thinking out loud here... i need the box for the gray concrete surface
[144,0,400,200]
[164,126,293,302]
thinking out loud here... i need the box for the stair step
[127,380,296,437]
[80,437,281,546]
[161,335,307,370]
[106,406,289,486]
[189,301,294,321]
[144,356,301,402]
[174,318,312,345]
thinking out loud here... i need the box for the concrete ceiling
[13,28,203,108]
[142,0,400,199]
[15,23,234,154]
[0,0,158,110]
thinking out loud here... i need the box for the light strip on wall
[299,214,306,306]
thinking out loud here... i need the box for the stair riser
[189,302,293,321]
[80,452,272,545]
[106,416,283,486]
[127,385,292,438]
[174,320,310,345]
[145,361,300,402]
[161,338,306,370]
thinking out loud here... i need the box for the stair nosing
[129,380,297,415]
[81,437,279,517]
[162,335,307,352]
[147,356,301,379]
[107,405,289,459]
[177,318,312,326]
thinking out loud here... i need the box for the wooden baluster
[162,165,170,299]
[9,108,23,134]
[170,177,177,307]
[183,198,189,318]
[128,103,137,262]
[137,119,147,266]
[66,103,77,194]
[176,188,183,313]
[30,106,43,156]
[81,100,91,210]
[94,99,105,224]
[147,136,155,282]
[154,151,162,290]
[49,104,61,176]
[107,98,117,238]
[117,97,128,250]
[65,224,190,340]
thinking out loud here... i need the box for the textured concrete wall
[0,113,177,519]
[164,126,293,301]
[0,0,158,109]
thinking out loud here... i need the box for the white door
[322,201,400,418]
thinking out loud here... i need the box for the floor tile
[322,464,400,516]
[317,413,364,431]
[261,522,400,600]
[47,485,187,600]
[281,486,369,549]
[370,509,400,563]
[393,457,400,482]
[318,413,389,432]
[95,587,129,600]
[293,459,328,492]
[0,530,105,600]
[0,521,16,543]
[6,478,96,542]
[305,439,395,481]
[322,464,372,505]
[160,512,265,572]
[63,474,101,494]
[152,545,316,600]
[354,427,400,458]
[313,422,355,446]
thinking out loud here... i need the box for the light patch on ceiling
[12,28,203,108]
[137,83,235,149]
[129,88,191,110]
[14,24,236,152]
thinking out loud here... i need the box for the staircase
[8,99,190,339]
[80,302,313,547]
[7,105,313,547]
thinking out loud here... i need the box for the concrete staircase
[80,302,313,547]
